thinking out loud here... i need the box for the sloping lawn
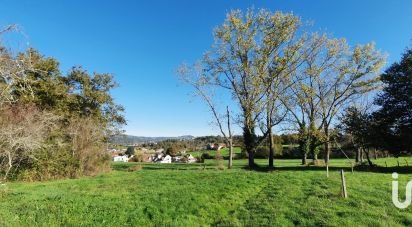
[1,159,412,226]
[188,147,242,158]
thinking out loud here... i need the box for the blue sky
[1,0,411,136]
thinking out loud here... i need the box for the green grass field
[188,147,242,158]
[1,158,412,226]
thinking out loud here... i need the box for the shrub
[215,150,224,170]
[129,150,144,162]
[255,146,269,159]
[16,117,112,181]
[196,156,204,163]
[201,152,213,159]
[274,144,283,157]
[282,146,301,159]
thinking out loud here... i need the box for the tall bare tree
[0,24,34,107]
[178,64,235,168]
[316,42,384,174]
[283,34,384,173]
[200,9,307,168]
[282,34,341,165]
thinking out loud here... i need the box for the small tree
[166,145,179,156]
[339,106,374,166]
[126,146,135,157]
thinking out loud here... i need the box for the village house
[113,155,130,162]
[206,143,225,151]
[159,155,172,163]
[186,154,197,163]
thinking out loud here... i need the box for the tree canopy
[0,27,125,181]
[373,48,412,153]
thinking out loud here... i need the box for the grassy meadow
[1,158,412,226]
[188,147,242,158]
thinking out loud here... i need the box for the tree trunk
[268,129,274,171]
[312,151,318,162]
[360,148,364,163]
[324,126,330,165]
[302,152,307,165]
[355,147,360,163]
[243,119,257,168]
[227,106,233,169]
[4,151,12,180]
[365,147,373,166]
[248,150,255,168]
[228,139,233,169]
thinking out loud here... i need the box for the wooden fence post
[341,169,348,198]
[405,159,409,167]
[326,164,329,178]
[397,159,400,167]
[385,161,388,168]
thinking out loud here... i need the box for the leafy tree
[126,147,135,157]
[166,145,180,156]
[373,48,412,153]
[0,27,125,180]
[339,106,374,165]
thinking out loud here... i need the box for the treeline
[110,134,195,145]
[0,26,125,181]
[180,9,386,169]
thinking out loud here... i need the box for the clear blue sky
[1,0,411,136]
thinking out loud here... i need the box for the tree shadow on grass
[242,163,412,174]
[112,161,412,174]
[113,162,219,171]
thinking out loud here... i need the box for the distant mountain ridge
[110,134,194,144]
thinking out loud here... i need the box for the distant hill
[110,134,194,145]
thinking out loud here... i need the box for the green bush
[254,145,283,159]
[201,153,213,159]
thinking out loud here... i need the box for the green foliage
[129,150,144,162]
[254,145,283,159]
[373,48,412,153]
[0,45,124,181]
[340,106,372,149]
[166,145,180,156]
[255,146,270,159]
[125,147,135,156]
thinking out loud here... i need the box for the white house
[173,156,183,162]
[159,155,172,163]
[187,154,197,163]
[113,155,129,162]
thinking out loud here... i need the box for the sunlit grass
[1,158,412,226]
